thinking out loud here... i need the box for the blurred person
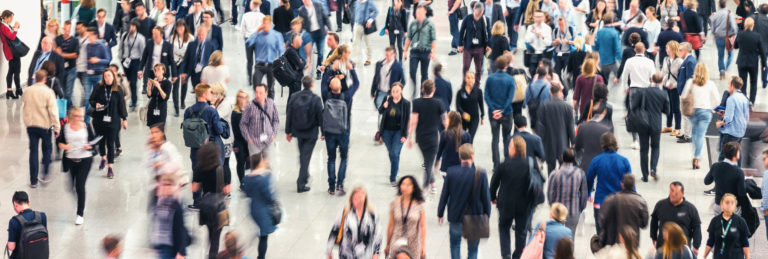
[524,10,553,74]
[144,123,184,179]
[378,83,411,186]
[598,174,649,247]
[654,222,696,259]
[436,111,472,174]
[163,13,176,39]
[593,227,642,259]
[552,16,574,76]
[273,0,293,34]
[298,0,332,77]
[192,141,231,259]
[56,107,96,224]
[385,175,427,258]
[593,12,621,87]
[525,67,552,129]
[77,0,96,23]
[512,115,546,168]
[216,231,255,259]
[734,17,766,104]
[146,64,172,127]
[371,46,406,122]
[90,69,128,179]
[351,0,378,65]
[231,90,250,188]
[185,0,205,32]
[200,10,224,51]
[554,238,574,259]
[656,20,684,65]
[681,0,704,57]
[650,182,702,255]
[574,101,612,173]
[327,187,383,258]
[151,173,191,259]
[547,149,588,233]
[536,83,574,173]
[714,77,748,167]
[703,193,751,259]
[151,0,170,26]
[284,33,308,96]
[659,0,680,30]
[629,74,669,182]
[432,63,452,113]
[660,41,683,134]
[285,76,323,192]
[755,4,768,88]
[643,7,661,51]
[680,64,720,170]
[102,234,122,259]
[133,3,157,39]
[586,133,632,234]
[243,152,278,259]
[575,82,613,129]
[83,26,111,117]
[54,20,80,107]
[211,83,234,184]
[455,72,484,141]
[6,191,48,258]
[408,80,447,191]
[184,26,218,96]
[527,203,574,259]
[27,36,64,86]
[572,59,604,118]
[484,56,516,168]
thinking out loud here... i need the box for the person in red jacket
[1,10,22,99]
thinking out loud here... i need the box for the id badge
[103,115,112,122]
[412,42,419,48]
[259,134,267,142]
[122,58,132,68]
[472,38,479,45]
[153,109,160,116]
[394,238,408,247]
[195,64,203,73]
[393,29,400,35]
[557,52,563,57]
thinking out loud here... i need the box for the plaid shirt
[547,163,588,216]
[239,98,280,154]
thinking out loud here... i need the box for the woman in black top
[89,69,128,179]
[681,1,703,57]
[488,21,510,73]
[379,82,411,186]
[586,0,608,33]
[191,141,231,259]
[40,62,64,99]
[735,0,755,30]
[385,0,408,61]
[436,111,471,173]
[146,64,171,127]
[273,0,294,34]
[455,71,484,141]
[704,193,750,259]
[734,17,766,104]
[231,89,250,188]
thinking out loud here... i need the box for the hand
[716,121,724,128]
[319,65,326,72]
[249,138,254,144]
[613,78,618,84]
[493,113,502,120]
[286,133,292,142]
[485,46,491,53]
[180,73,187,81]
[88,57,100,64]
[480,118,484,125]
[175,253,185,259]
[385,29,388,35]
[437,217,444,225]
[13,21,20,30]
[138,71,143,79]
[429,52,435,60]
[366,21,372,28]
[403,51,409,60]
[588,196,594,203]
[692,248,698,255]
[147,80,153,88]
[122,120,128,129]
[408,139,414,148]
[457,46,464,53]
[372,254,379,259]
[233,147,239,153]
[554,39,561,45]
[513,24,519,32]
[222,184,231,194]
[321,136,326,141]
[172,77,178,83]
[400,137,406,143]
[60,144,71,150]
[83,145,92,150]
[305,64,312,71]
[54,47,63,55]
[462,112,470,121]
[383,100,389,109]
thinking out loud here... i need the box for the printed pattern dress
[387,198,424,259]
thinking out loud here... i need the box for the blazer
[88,21,118,48]
[734,30,766,69]
[370,60,405,97]
[491,157,535,214]
[384,7,408,33]
[209,25,224,51]
[184,13,203,34]
[629,87,670,132]
[438,164,491,223]
[27,51,65,86]
[676,54,697,93]
[141,40,177,79]
[299,2,332,34]
[182,40,218,75]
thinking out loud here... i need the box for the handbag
[56,99,68,119]
[680,15,703,50]
[626,89,651,132]
[457,0,468,20]
[363,1,378,35]
[270,200,283,224]
[461,169,490,240]
[198,166,229,229]
[725,11,736,51]
[520,221,547,259]
[681,84,695,117]
[0,26,30,58]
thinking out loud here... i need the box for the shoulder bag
[725,11,736,51]
[462,168,490,240]
[457,0,468,20]
[335,207,349,244]
[363,1,378,35]
[520,221,547,259]
[626,89,651,132]
[681,83,695,117]
[0,25,30,58]
[680,13,703,50]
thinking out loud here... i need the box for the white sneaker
[631,140,639,150]
[75,216,84,225]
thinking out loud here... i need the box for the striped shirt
[547,163,588,216]
[239,98,280,155]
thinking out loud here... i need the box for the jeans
[231,0,239,24]
[637,127,660,179]
[70,157,92,216]
[83,74,102,112]
[449,12,459,49]
[462,114,480,142]
[594,207,602,234]
[507,7,519,48]
[718,133,742,165]
[381,130,404,182]
[599,62,619,87]
[554,53,570,76]
[374,91,388,124]
[297,137,317,189]
[125,60,141,107]
[388,32,405,61]
[63,67,77,108]
[6,56,21,92]
[245,43,255,80]
[449,221,479,259]
[27,127,52,185]
[490,113,513,167]
[690,109,712,159]
[700,13,711,37]
[666,88,681,129]
[463,48,485,87]
[353,25,372,61]
[409,50,431,98]
[336,1,346,30]
[499,210,530,259]
[326,132,349,189]
[417,134,438,188]
[738,65,759,103]
[309,30,326,71]
[253,63,276,98]
[715,37,733,72]
[156,245,177,259]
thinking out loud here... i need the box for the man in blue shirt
[716,76,749,164]
[247,16,285,99]
[586,133,632,234]
[524,66,552,128]
[6,191,48,258]
[485,56,516,167]
[593,12,621,86]
[432,63,453,112]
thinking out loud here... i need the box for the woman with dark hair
[77,0,97,23]
[385,175,426,259]
[273,0,294,34]
[735,0,756,30]
[56,107,96,225]
[243,151,277,259]
[146,64,172,127]
[594,226,642,259]
[436,111,472,173]
[455,71,484,141]
[1,10,22,99]
[89,69,128,179]
[586,0,608,33]
[576,82,613,129]
[703,193,751,259]
[40,61,65,99]
[192,141,231,259]
[655,222,695,259]
[681,0,704,57]
[585,133,630,234]
[554,238,575,259]
[379,82,411,186]
[170,19,193,114]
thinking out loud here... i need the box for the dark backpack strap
[252,99,273,123]
[215,166,224,193]
[14,214,27,225]
[536,85,546,99]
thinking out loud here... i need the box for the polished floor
[2,1,768,258]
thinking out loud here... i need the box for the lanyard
[719,217,733,254]
[400,198,413,234]
[125,33,139,57]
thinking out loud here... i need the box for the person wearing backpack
[6,191,49,259]
[322,77,357,195]
[192,142,231,259]
[285,76,323,193]
[524,66,552,130]
[183,83,226,209]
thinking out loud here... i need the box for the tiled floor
[1,1,768,258]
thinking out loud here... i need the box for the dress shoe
[660,127,673,133]
[677,136,691,143]
[364,61,371,66]
[298,186,311,193]
[670,129,680,136]
[15,89,22,97]
[336,186,346,195]
[692,158,700,169]
[641,176,648,182]
[650,170,658,181]
[328,187,335,195]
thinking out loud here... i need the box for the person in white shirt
[620,43,656,89]
[622,0,646,29]
[201,50,231,85]
[242,0,265,80]
[151,0,170,27]
[162,13,175,39]
[525,11,553,73]
[643,6,661,53]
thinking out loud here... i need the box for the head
[651,72,664,87]
[559,0,570,10]
[224,232,242,258]
[668,181,685,205]
[197,26,208,41]
[251,0,262,10]
[596,0,607,11]
[447,111,463,132]
[1,10,14,23]
[562,149,576,164]
[40,36,53,53]
[149,122,167,145]
[661,222,688,255]
[685,0,698,9]
[12,191,30,213]
[760,3,768,15]
[249,151,269,170]
[645,6,656,19]
[600,132,618,152]
[558,17,567,30]
[723,142,741,162]
[621,174,636,191]
[327,32,339,48]
[164,12,176,26]
[513,115,528,130]
[193,0,203,12]
[727,76,743,94]
[618,227,640,254]
[121,0,132,10]
[34,70,48,84]
[554,238,574,259]
[203,11,215,26]
[633,42,645,55]
[46,19,60,36]
[156,173,179,196]
[385,46,396,61]
[300,75,314,91]
[302,0,313,6]
[393,0,403,9]
[463,71,476,87]
[472,2,485,18]
[550,82,563,99]
[397,175,424,202]
[109,64,120,75]
[290,17,304,32]
[210,83,226,99]
[348,187,371,213]
[175,20,190,39]
[458,143,475,163]
[593,82,609,101]
[209,50,224,66]
[129,20,139,34]
[102,234,122,257]
[679,42,692,57]
[62,20,72,36]
[415,5,427,22]
[745,17,755,30]
[100,69,118,91]
[533,10,546,24]
[665,40,680,58]
[253,83,268,103]
[433,62,443,77]
[152,26,163,43]
[720,0,728,8]
[496,55,511,72]
[581,59,597,77]
[390,82,403,100]
[290,33,303,48]
[329,78,342,94]
[491,21,506,36]
[76,22,87,36]
[135,3,147,17]
[603,12,615,23]
[87,27,99,42]
[720,193,738,214]
[550,203,568,223]
[68,106,85,124]
[155,0,166,9]
[153,63,166,78]
[195,83,213,102]
[421,80,435,96]
[508,136,527,158]
[41,62,56,79]
[197,141,221,171]
[234,89,249,112]
[393,250,414,259]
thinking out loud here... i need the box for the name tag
[557,52,563,57]
[103,115,111,122]
[162,52,168,56]
[677,212,686,217]
[412,42,419,48]
[195,64,203,73]
[394,237,408,247]
[472,38,479,45]
[730,227,737,233]
[153,109,160,116]
[393,30,400,35]
[64,63,69,68]
[122,58,132,68]
[259,134,268,142]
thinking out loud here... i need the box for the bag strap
[586,100,593,121]
[215,165,224,193]
[726,11,731,37]
[252,99,273,123]
[464,168,480,214]
[336,207,348,243]
[536,84,547,99]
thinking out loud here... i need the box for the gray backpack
[322,94,348,135]
[181,106,210,148]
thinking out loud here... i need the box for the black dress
[146,79,172,126]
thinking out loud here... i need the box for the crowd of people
[3,0,768,258]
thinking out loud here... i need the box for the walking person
[455,72,484,141]
[650,182,703,254]
[403,5,436,98]
[378,83,411,186]
[660,41,683,135]
[703,193,751,259]
[170,20,194,113]
[629,74,669,182]
[574,100,612,174]
[681,0,704,57]
[298,0,332,77]
[711,0,738,79]
[371,46,406,114]
[323,77,358,195]
[408,80,447,192]
[674,42,697,142]
[385,0,408,61]
[654,222,696,259]
[1,10,22,99]
[151,174,191,259]
[527,204,574,259]
[327,187,383,259]
[597,174,649,247]
[246,16,284,98]
[57,107,96,225]
[5,191,49,259]
[140,26,176,94]
[231,90,250,188]
[211,83,234,184]
[459,2,491,85]
[22,71,59,187]
[385,175,427,258]
[586,133,632,235]
[90,69,128,179]
[143,123,184,179]
[680,63,721,170]
[351,0,378,65]
[242,0,266,79]
[547,149,589,234]
[54,20,79,107]
[285,76,323,192]
[488,21,510,73]
[714,77,748,165]
[146,64,172,127]
[572,59,604,119]
[192,141,231,259]
[200,51,231,86]
[536,83,574,173]
[242,152,278,259]
[121,20,147,110]
[734,17,767,104]
[436,111,472,174]
[485,56,516,168]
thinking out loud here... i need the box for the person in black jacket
[459,2,490,88]
[231,90,250,188]
[133,3,156,39]
[285,76,323,192]
[704,142,748,213]
[491,136,538,259]
[385,0,408,61]
[629,74,670,182]
[191,141,231,259]
[185,0,205,33]
[201,11,224,51]
[703,193,751,259]
[299,0,333,78]
[681,1,704,57]
[89,69,128,179]
[146,64,172,127]
[378,82,411,185]
[488,21,509,73]
[285,33,307,97]
[56,107,97,225]
[754,4,768,88]
[455,71,484,141]
[512,115,546,168]
[40,62,65,99]
[655,20,685,65]
[89,9,118,49]
[734,17,766,103]
[140,26,176,95]
[27,37,64,86]
[649,181,703,253]
[697,0,716,36]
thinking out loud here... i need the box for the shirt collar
[724,159,738,166]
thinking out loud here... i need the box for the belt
[255,62,272,66]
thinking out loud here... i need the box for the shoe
[676,136,691,143]
[641,176,648,182]
[99,159,106,170]
[336,28,342,32]
[390,181,397,187]
[660,127,673,133]
[297,186,311,193]
[75,216,84,225]
[315,73,322,80]
[107,168,114,179]
[187,204,200,211]
[692,158,700,169]
[650,170,658,181]
[38,176,51,184]
[54,151,61,161]
[29,183,37,188]
[374,131,381,142]
[631,140,639,150]
[130,106,136,112]
[364,61,371,66]
[174,111,179,117]
[719,70,726,80]
[328,187,335,195]
[5,90,13,99]
[704,188,715,195]
[15,89,22,97]
[448,49,458,56]
[180,104,186,110]
[670,129,680,136]
[115,148,122,158]
[336,186,346,196]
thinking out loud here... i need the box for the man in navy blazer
[140,27,177,89]
[299,0,333,77]
[370,46,405,108]
[183,27,218,91]
[201,11,224,51]
[27,37,65,85]
[184,0,205,35]
[89,9,118,49]
[676,43,697,95]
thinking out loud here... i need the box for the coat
[182,40,218,75]
[27,51,65,86]
[536,98,574,163]
[243,171,277,235]
[574,120,612,172]
[676,55,697,93]
[734,30,766,69]
[754,14,768,52]
[599,190,649,246]
[141,40,177,79]
[491,157,534,214]
[370,60,405,97]
[88,21,118,48]
[629,87,670,132]
[299,2,333,33]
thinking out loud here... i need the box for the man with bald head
[28,36,64,85]
[322,76,356,195]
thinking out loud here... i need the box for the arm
[458,19,467,48]
[408,113,419,139]
[385,208,395,254]
[481,173,492,216]
[437,175,449,218]
[48,93,60,132]
[285,97,293,134]
[650,206,660,243]
[703,167,714,185]
[326,209,345,255]
[691,205,703,249]
[546,173,556,205]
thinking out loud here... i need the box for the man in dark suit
[629,74,670,182]
[90,9,118,49]
[371,46,406,109]
[433,63,453,112]
[655,20,684,65]
[140,26,177,92]
[676,42,697,142]
[299,0,333,77]
[133,3,157,39]
[28,37,65,85]
[201,11,224,51]
[697,0,716,36]
[735,17,767,103]
[754,4,768,88]
[185,0,205,36]
[182,26,218,99]
[512,115,546,167]
[285,76,324,192]
[536,83,575,173]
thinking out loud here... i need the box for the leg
[180,76,188,108]
[206,223,222,259]
[419,52,430,90]
[468,117,479,142]
[234,144,248,186]
[230,0,238,24]
[409,54,419,98]
[128,61,140,107]
[490,118,502,167]
[172,77,180,114]
[41,129,52,178]
[715,37,725,72]
[337,133,349,188]
[389,131,404,182]
[362,33,372,62]
[565,212,580,234]
[266,65,276,99]
[472,49,484,86]
[245,43,255,82]
[693,110,712,159]
[509,8,520,48]
[258,235,269,259]
[353,26,365,61]
[296,138,316,189]
[462,48,472,76]
[500,114,513,164]
[418,136,438,188]
[396,34,404,61]
[498,213,513,259]
[448,222,462,259]
[74,157,92,216]
[336,3,344,30]
[670,90,681,130]
[325,135,338,190]
[252,64,267,87]
[27,128,42,185]
[638,130,650,179]
[650,130,661,173]
[312,30,325,73]
[512,210,530,259]
[749,66,758,103]
[449,12,459,49]
[106,128,116,164]
[64,67,77,107]
[466,238,480,259]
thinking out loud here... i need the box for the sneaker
[297,186,311,193]
[448,49,458,56]
[390,181,397,187]
[187,204,200,211]
[75,216,84,225]
[336,186,346,196]
[115,148,122,158]
[676,136,691,143]
[328,187,335,195]
[631,140,639,150]
[29,183,37,189]
[650,170,658,181]
[99,159,106,170]
[107,168,114,179]
[719,70,726,80]
[704,188,715,196]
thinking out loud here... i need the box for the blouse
[387,197,424,259]
[327,207,383,259]
[643,20,661,46]
[63,124,92,159]
[680,80,721,109]
[171,34,193,65]
[661,57,683,89]
[201,65,230,85]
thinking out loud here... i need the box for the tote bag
[520,221,547,259]
[462,169,490,240]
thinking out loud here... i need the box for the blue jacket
[209,25,224,51]
[183,101,225,140]
[721,91,750,137]
[586,151,632,205]
[524,79,552,108]
[434,76,453,112]
[528,220,574,259]
[243,172,278,235]
[353,0,379,25]
[484,71,517,115]
[438,164,492,223]
[86,42,111,73]
[676,54,697,93]
[182,40,218,75]
[593,27,622,65]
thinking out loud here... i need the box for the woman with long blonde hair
[231,89,250,186]
[656,222,694,259]
[327,187,382,259]
[201,50,231,85]
[680,63,720,169]
[321,44,359,96]
[661,41,683,135]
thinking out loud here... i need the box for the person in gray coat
[536,83,574,174]
[574,101,613,173]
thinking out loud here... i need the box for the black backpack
[289,93,317,131]
[526,84,547,115]
[181,106,210,148]
[12,212,49,259]
[272,54,300,86]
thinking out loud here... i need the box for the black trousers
[212,0,224,22]
[234,142,249,187]
[257,235,269,259]
[738,65,759,103]
[699,13,711,37]
[297,137,317,188]
[336,1,345,30]
[97,126,119,164]
[253,63,275,98]
[126,60,141,107]
[637,128,660,179]
[6,56,21,92]
[205,222,222,259]
[498,209,530,259]
[666,88,681,129]
[417,135,438,188]
[490,113,513,167]
[462,115,480,142]
[388,32,405,61]
[70,157,93,216]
